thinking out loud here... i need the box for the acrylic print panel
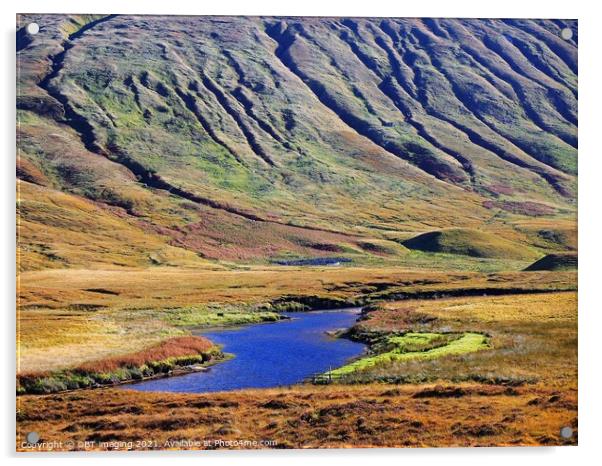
[16,14,577,451]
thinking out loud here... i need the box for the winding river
[128,308,366,393]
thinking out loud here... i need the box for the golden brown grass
[16,383,577,450]
[17,308,184,373]
[18,266,576,311]
[17,336,217,394]
[16,288,578,449]
[371,291,576,327]
[17,181,215,271]
[15,270,577,449]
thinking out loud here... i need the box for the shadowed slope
[524,252,577,271]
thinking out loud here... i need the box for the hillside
[17,15,577,269]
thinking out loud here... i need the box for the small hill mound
[355,240,409,256]
[402,228,537,261]
[524,253,577,271]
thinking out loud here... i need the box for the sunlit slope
[17,15,577,268]
[16,181,218,271]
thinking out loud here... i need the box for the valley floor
[16,266,577,450]
[17,266,576,373]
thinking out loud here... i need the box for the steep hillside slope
[17,15,577,269]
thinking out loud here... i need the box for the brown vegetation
[16,383,577,450]
[15,15,578,450]
[75,336,214,374]
[16,291,577,449]
[19,267,576,312]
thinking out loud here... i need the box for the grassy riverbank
[16,272,577,448]
[17,336,223,394]
[327,332,490,377]
[16,265,577,449]
[325,291,576,387]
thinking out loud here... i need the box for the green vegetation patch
[328,332,490,376]
[161,305,283,327]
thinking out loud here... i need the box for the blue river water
[127,308,366,393]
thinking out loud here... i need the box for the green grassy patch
[161,305,283,327]
[328,332,490,376]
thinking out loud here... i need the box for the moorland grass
[16,382,578,450]
[161,306,283,327]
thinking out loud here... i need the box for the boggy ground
[17,336,223,395]
[16,288,578,450]
[17,267,576,373]
[338,291,577,387]
[16,383,577,451]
